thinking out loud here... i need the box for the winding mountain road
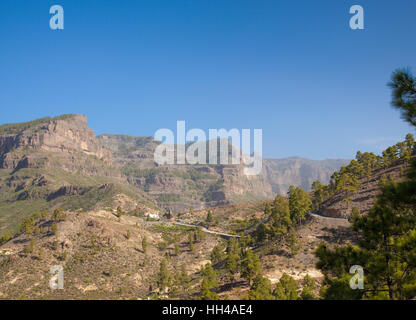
[173,221,241,239]
[309,212,349,222]
[155,213,347,241]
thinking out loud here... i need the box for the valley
[0,110,414,300]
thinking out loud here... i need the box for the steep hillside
[98,134,348,212]
[0,201,354,300]
[0,115,158,236]
[0,114,112,170]
[0,114,348,235]
[98,134,274,212]
[314,134,415,218]
[319,160,407,218]
[0,208,218,299]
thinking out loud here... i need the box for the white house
[147,213,160,220]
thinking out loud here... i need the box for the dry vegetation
[0,198,355,300]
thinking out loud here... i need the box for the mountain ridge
[0,114,348,235]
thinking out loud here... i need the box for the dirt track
[172,222,241,239]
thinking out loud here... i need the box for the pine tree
[157,258,170,293]
[311,180,328,210]
[51,223,58,236]
[52,208,66,221]
[174,236,180,256]
[226,237,240,255]
[288,186,312,225]
[210,244,225,265]
[349,207,361,224]
[0,233,11,245]
[32,211,41,221]
[188,232,195,252]
[225,250,238,281]
[255,223,268,243]
[248,275,274,300]
[200,263,218,300]
[24,239,35,256]
[300,275,317,300]
[389,69,416,126]
[240,249,261,285]
[264,202,272,215]
[41,209,49,220]
[269,195,291,238]
[116,206,123,218]
[225,238,240,281]
[179,265,191,296]
[194,228,206,242]
[170,266,191,298]
[286,229,300,256]
[379,174,387,187]
[316,69,416,300]
[206,210,213,223]
[273,273,299,300]
[142,236,148,254]
[20,217,34,236]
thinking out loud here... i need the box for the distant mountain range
[0,114,348,234]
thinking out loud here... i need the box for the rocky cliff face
[0,114,112,170]
[263,158,349,195]
[0,115,156,236]
[97,134,274,212]
[97,134,348,212]
[0,114,348,218]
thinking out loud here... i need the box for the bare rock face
[0,136,17,155]
[262,158,350,195]
[0,114,112,170]
[47,185,89,201]
[0,114,349,217]
[38,115,111,159]
[221,165,273,199]
[96,134,348,212]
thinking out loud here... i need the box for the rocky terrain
[262,157,348,195]
[0,114,348,233]
[0,114,112,170]
[319,160,407,218]
[97,134,274,212]
[0,114,357,299]
[0,114,347,237]
[0,207,217,299]
[0,115,157,236]
[97,133,348,212]
[0,200,354,300]
[6,113,407,300]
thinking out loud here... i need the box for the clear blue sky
[0,0,415,160]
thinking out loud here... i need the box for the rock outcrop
[0,114,111,169]
[0,114,348,216]
[97,134,347,212]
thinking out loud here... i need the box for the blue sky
[0,0,415,160]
